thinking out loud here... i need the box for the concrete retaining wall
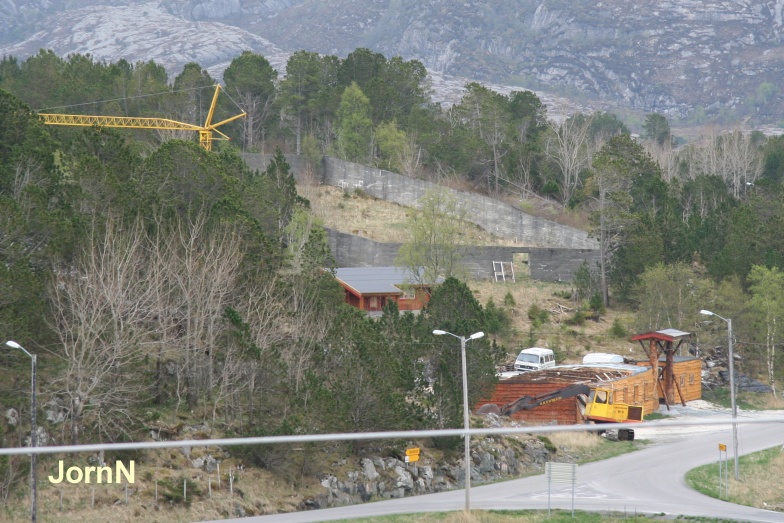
[242,153,598,250]
[327,229,600,282]
[243,153,600,282]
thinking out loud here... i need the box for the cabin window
[633,385,639,403]
[680,375,685,388]
[689,373,694,385]
[643,382,648,401]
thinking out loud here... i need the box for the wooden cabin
[334,267,436,313]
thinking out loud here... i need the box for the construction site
[476,329,702,433]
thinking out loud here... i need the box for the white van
[514,347,556,372]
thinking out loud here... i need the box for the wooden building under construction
[476,329,701,425]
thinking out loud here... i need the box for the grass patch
[538,430,645,464]
[642,412,670,421]
[685,446,784,510]
[701,388,784,411]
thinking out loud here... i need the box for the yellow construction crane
[38,85,246,152]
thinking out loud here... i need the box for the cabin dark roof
[334,267,436,295]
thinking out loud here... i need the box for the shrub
[537,435,557,454]
[566,310,586,326]
[588,293,605,315]
[527,303,550,327]
[503,291,516,307]
[611,318,627,338]
[485,298,511,335]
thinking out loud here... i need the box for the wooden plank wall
[474,382,584,425]
[669,359,702,403]
[602,368,659,416]
[477,367,662,424]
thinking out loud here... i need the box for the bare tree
[644,139,680,183]
[546,115,595,205]
[683,127,763,197]
[161,212,244,409]
[49,218,152,443]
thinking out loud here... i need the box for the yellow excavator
[499,383,644,440]
[38,85,245,151]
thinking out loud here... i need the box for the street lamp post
[6,341,36,523]
[699,310,739,480]
[432,329,484,514]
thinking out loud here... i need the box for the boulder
[393,465,413,490]
[361,458,378,481]
[4,408,18,426]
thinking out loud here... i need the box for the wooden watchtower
[630,329,691,408]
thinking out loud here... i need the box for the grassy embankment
[686,445,784,511]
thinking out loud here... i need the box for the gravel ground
[634,400,784,442]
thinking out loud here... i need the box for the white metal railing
[1,416,783,456]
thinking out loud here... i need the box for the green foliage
[484,298,511,336]
[375,119,408,171]
[537,435,557,454]
[503,291,516,307]
[419,278,506,431]
[566,310,586,326]
[642,113,672,146]
[633,263,710,333]
[223,51,277,150]
[334,82,373,163]
[588,293,605,316]
[527,304,550,327]
[610,318,628,338]
[573,260,599,302]
[396,188,467,283]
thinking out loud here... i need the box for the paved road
[201,415,784,523]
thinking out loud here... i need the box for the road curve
[199,418,784,523]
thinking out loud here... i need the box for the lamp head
[5,341,21,349]
[432,330,447,336]
[469,331,485,340]
[699,310,714,317]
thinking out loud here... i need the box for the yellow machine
[38,85,245,151]
[584,387,644,423]
[499,383,643,440]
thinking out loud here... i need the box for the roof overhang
[630,328,691,343]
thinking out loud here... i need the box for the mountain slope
[246,0,784,122]
[2,0,784,123]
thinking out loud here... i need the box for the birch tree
[49,218,152,443]
[748,265,784,396]
[396,188,467,284]
[546,114,594,205]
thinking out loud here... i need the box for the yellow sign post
[405,448,420,463]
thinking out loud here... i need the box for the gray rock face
[361,458,378,481]
[248,0,784,122]
[188,0,242,20]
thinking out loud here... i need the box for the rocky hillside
[2,0,784,123]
